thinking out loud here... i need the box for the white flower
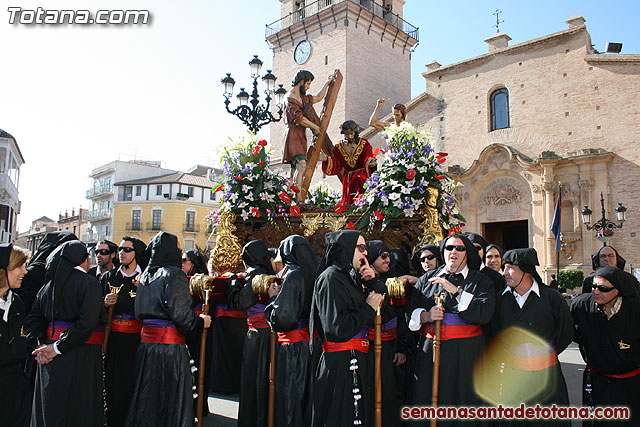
[389,192,400,201]
[237,201,247,209]
[246,193,254,201]
[245,162,256,170]
[259,192,275,203]
[404,208,415,217]
[393,198,403,209]
[390,179,400,189]
[401,186,411,195]
[242,185,250,193]
[240,210,249,221]
[227,192,238,203]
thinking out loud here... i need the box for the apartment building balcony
[82,231,111,243]
[146,222,163,232]
[86,184,113,199]
[183,224,200,233]
[83,208,112,222]
[266,0,419,42]
[126,222,143,232]
[0,172,19,203]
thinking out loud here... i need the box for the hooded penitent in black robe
[265,235,318,427]
[407,234,495,427]
[571,266,640,426]
[125,232,202,427]
[311,230,377,427]
[227,239,274,427]
[581,246,640,295]
[182,249,214,419]
[0,244,34,427]
[364,240,409,427]
[487,248,572,426]
[26,240,105,427]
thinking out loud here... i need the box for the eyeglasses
[444,245,466,252]
[356,244,367,253]
[181,258,189,263]
[118,246,135,253]
[380,253,390,260]
[96,249,113,256]
[592,284,616,293]
[421,254,436,262]
[599,253,616,259]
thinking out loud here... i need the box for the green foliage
[558,269,584,291]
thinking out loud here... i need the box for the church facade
[364,15,640,279]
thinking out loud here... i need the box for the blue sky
[1,0,637,231]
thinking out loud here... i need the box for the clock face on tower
[294,40,311,65]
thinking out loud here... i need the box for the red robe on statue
[322,138,376,205]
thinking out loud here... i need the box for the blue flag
[551,189,562,252]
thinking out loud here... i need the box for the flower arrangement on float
[339,121,466,233]
[208,134,300,228]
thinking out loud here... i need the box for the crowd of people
[0,227,638,427]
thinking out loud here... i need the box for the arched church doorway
[483,220,528,251]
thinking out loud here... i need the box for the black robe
[101,269,141,427]
[27,269,105,427]
[0,292,33,427]
[311,230,377,427]
[489,284,572,426]
[227,239,274,427]
[264,235,318,427]
[407,266,495,427]
[571,293,640,426]
[125,232,202,427]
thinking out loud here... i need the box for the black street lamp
[221,55,287,133]
[580,192,627,245]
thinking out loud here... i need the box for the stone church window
[490,88,510,131]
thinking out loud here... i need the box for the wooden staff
[102,284,122,353]
[268,328,277,427]
[195,289,211,427]
[374,301,383,427]
[300,69,343,201]
[430,293,445,427]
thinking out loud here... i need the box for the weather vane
[493,10,504,33]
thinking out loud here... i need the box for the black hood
[463,232,489,257]
[484,244,504,264]
[242,240,274,274]
[46,241,89,323]
[413,244,443,273]
[440,233,482,271]
[594,266,639,300]
[366,240,389,265]
[185,249,208,275]
[591,246,626,271]
[279,235,318,290]
[0,243,12,271]
[124,237,148,270]
[318,230,362,274]
[502,248,544,285]
[102,240,121,269]
[146,232,181,272]
[28,231,77,270]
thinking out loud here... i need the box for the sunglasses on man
[420,254,436,262]
[356,244,367,253]
[96,249,114,256]
[592,284,616,293]
[118,246,135,253]
[444,245,466,252]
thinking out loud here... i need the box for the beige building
[57,208,89,240]
[362,15,640,279]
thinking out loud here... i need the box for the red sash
[588,365,640,379]
[278,327,311,344]
[423,324,482,341]
[323,338,370,353]
[506,350,558,371]
[214,307,247,319]
[367,327,398,341]
[141,325,186,344]
[247,313,270,330]
[111,318,143,334]
[46,326,104,345]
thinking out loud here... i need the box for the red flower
[437,152,448,158]
[373,147,380,157]
[347,221,355,230]
[374,210,385,220]
[279,192,292,204]
[257,161,265,166]
[406,169,417,179]
[434,175,444,180]
[251,208,261,218]
[252,145,261,156]
[258,139,268,147]
[334,203,347,214]
[234,175,244,181]
[353,194,364,205]
[213,184,224,193]
[436,152,448,164]
[290,185,300,194]
[289,205,301,216]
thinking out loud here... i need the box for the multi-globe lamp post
[221,55,287,133]
[580,192,627,246]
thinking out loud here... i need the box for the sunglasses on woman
[118,247,135,253]
[420,254,436,262]
[592,284,616,293]
[444,245,466,252]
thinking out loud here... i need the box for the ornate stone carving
[560,232,582,261]
[532,184,541,194]
[483,181,522,206]
[490,152,508,169]
[523,172,531,181]
[579,179,592,206]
